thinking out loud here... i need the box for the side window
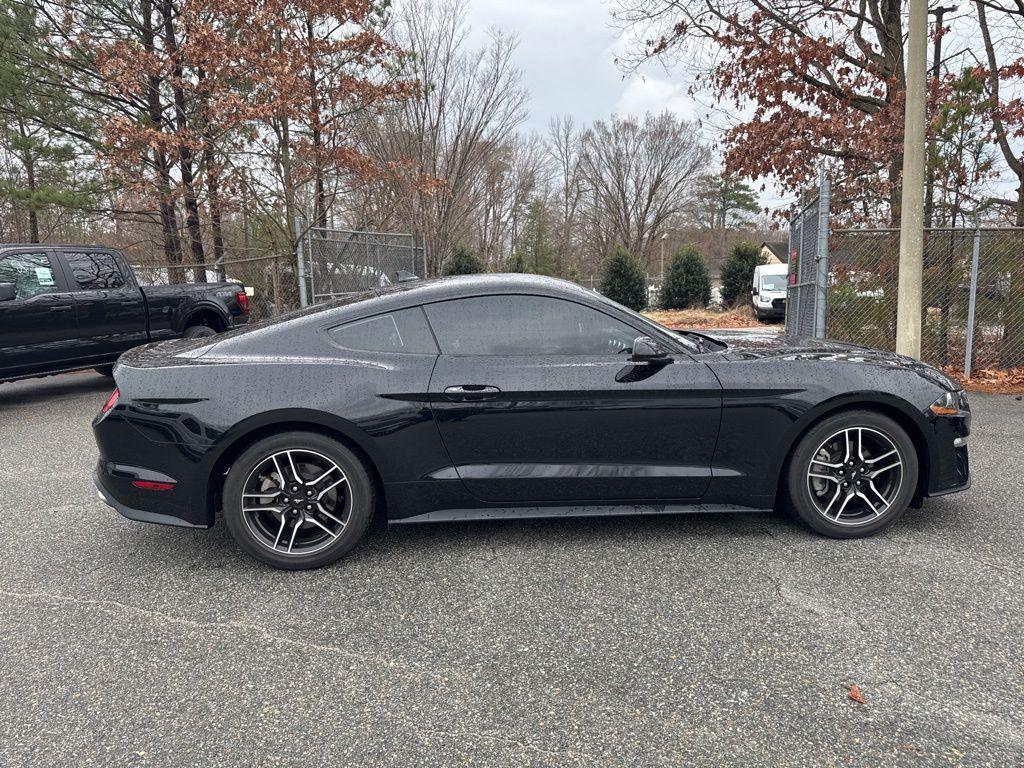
[65,251,125,290]
[424,295,640,356]
[0,252,60,300]
[328,307,437,354]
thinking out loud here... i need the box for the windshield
[761,274,787,292]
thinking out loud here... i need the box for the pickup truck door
[58,250,148,360]
[0,249,82,377]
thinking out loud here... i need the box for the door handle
[443,384,501,400]
[49,306,73,313]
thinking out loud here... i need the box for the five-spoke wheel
[787,411,918,538]
[223,432,374,569]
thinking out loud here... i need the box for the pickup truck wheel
[183,324,217,339]
[94,365,114,377]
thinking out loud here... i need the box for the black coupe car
[92,275,971,569]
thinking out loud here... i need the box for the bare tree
[472,134,549,268]
[546,115,584,274]
[359,0,528,275]
[579,111,710,270]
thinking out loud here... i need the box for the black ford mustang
[93,275,971,569]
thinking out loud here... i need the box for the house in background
[760,241,789,265]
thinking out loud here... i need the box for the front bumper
[754,301,786,318]
[923,401,972,497]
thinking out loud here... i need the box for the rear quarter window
[327,307,437,354]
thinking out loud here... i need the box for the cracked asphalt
[0,371,1021,767]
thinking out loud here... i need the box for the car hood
[700,329,961,391]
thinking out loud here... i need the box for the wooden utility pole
[896,0,928,358]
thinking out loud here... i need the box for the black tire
[786,410,918,539]
[94,365,114,377]
[222,432,375,569]
[183,324,217,339]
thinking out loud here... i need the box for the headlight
[929,390,968,416]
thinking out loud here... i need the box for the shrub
[659,245,711,309]
[441,245,483,276]
[505,251,528,273]
[599,245,647,310]
[720,240,766,307]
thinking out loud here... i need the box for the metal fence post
[814,172,831,339]
[295,216,308,308]
[964,224,982,378]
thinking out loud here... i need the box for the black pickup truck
[0,244,249,383]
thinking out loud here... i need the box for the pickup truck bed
[0,244,249,383]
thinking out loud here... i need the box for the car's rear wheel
[786,410,918,538]
[223,432,374,569]
[94,365,114,377]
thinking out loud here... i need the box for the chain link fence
[827,227,1024,373]
[786,174,831,338]
[300,227,426,305]
[132,254,299,322]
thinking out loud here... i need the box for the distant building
[760,241,789,264]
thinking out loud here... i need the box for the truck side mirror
[0,282,16,301]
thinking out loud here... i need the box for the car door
[59,250,147,359]
[0,249,82,376]
[424,294,722,503]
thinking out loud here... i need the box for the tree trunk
[140,0,183,278]
[306,17,328,229]
[24,154,38,243]
[161,0,205,282]
[196,73,225,271]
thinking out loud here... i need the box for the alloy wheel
[806,426,904,527]
[240,449,351,555]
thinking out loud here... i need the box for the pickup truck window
[65,251,125,290]
[0,252,61,300]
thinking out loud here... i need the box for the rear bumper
[93,461,208,528]
[94,467,206,528]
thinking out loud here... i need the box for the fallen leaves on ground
[942,366,1024,395]
[848,683,867,705]
[645,305,765,329]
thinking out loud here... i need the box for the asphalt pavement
[0,371,1021,767]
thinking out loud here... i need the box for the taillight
[131,480,175,492]
[101,388,119,415]
[236,290,250,314]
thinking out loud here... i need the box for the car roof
[380,273,598,305]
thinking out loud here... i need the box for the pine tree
[659,245,711,309]
[441,245,483,276]
[599,245,647,311]
[512,198,558,276]
[720,240,766,307]
[0,0,99,241]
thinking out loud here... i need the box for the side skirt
[390,503,772,525]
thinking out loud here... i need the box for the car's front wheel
[786,410,918,538]
[223,432,375,569]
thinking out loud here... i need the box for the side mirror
[0,283,15,301]
[751,287,758,296]
[630,336,669,363]
[393,270,420,283]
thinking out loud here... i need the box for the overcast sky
[461,0,790,212]
[465,0,702,134]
